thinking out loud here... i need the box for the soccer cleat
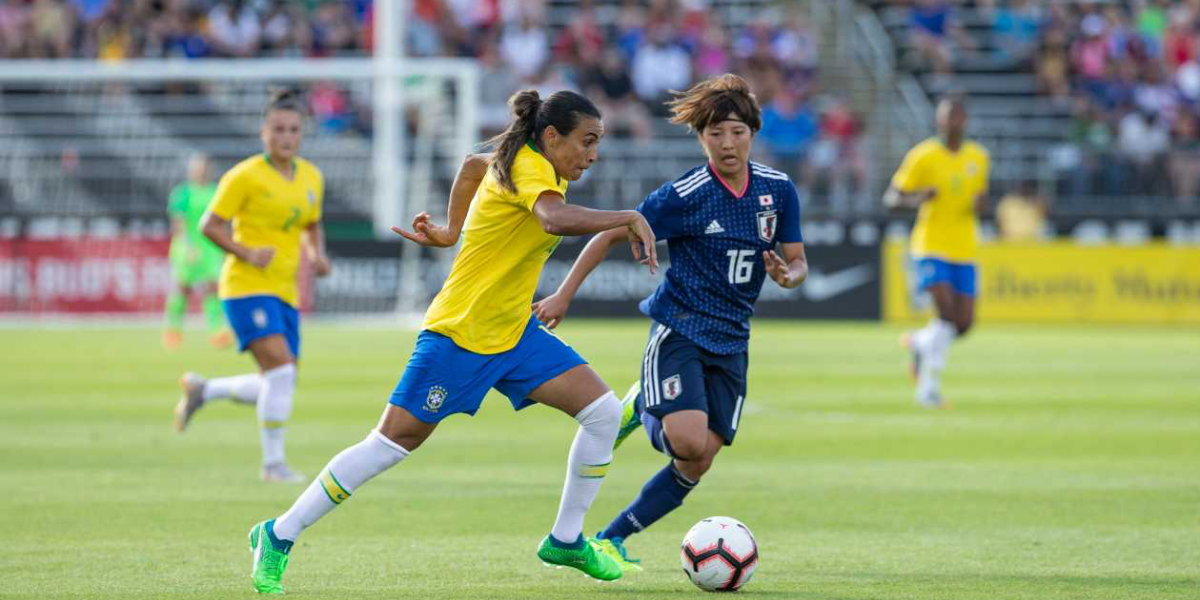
[590,536,642,573]
[612,381,643,451]
[261,462,306,484]
[162,329,183,350]
[248,520,290,594]
[174,372,206,432]
[208,328,234,349]
[536,534,623,581]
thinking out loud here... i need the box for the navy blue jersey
[636,161,804,354]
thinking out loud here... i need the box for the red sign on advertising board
[0,238,314,314]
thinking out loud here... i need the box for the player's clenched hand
[626,213,658,274]
[532,293,571,329]
[392,212,458,248]
[763,250,791,287]
[312,253,332,277]
[243,247,275,269]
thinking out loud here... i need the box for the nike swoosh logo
[801,265,876,302]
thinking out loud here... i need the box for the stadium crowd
[893,0,1198,206]
[0,0,865,208]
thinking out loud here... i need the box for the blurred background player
[885,96,989,408]
[533,74,807,569]
[244,89,660,594]
[173,89,332,484]
[162,153,232,350]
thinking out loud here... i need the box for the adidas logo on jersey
[705,220,725,234]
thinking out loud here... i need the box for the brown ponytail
[485,89,602,193]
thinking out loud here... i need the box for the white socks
[550,391,622,544]
[915,318,957,371]
[202,373,261,404]
[273,429,411,541]
[258,364,297,466]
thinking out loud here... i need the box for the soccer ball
[680,516,759,592]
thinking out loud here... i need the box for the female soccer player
[884,95,989,408]
[245,89,659,593]
[162,153,231,350]
[531,74,807,569]
[173,89,332,485]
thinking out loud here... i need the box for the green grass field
[1,320,1197,599]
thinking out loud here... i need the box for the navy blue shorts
[389,315,588,423]
[915,257,978,297]
[639,321,748,445]
[222,295,300,357]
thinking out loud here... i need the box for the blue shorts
[389,315,587,423]
[222,295,300,357]
[915,257,978,297]
[639,321,748,445]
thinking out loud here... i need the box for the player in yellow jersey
[245,90,659,593]
[885,95,989,408]
[172,89,332,484]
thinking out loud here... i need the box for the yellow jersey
[423,144,568,354]
[891,138,989,262]
[207,154,324,307]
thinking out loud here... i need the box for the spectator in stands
[631,24,692,110]
[311,1,357,56]
[1117,104,1170,195]
[996,180,1049,242]
[208,0,261,58]
[499,10,549,80]
[553,0,604,71]
[758,85,819,184]
[583,47,652,140]
[1036,21,1071,100]
[991,0,1042,65]
[810,96,866,213]
[29,0,75,58]
[1135,0,1168,55]
[1072,13,1110,99]
[908,0,971,76]
[1162,11,1195,70]
[1169,111,1200,206]
[693,22,732,79]
[0,0,31,58]
[1061,96,1114,197]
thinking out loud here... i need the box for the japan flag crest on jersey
[757,210,777,243]
[662,374,682,401]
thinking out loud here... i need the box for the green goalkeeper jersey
[168,182,224,280]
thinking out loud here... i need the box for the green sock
[164,292,186,330]
[203,294,225,332]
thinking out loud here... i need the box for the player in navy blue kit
[534,74,808,570]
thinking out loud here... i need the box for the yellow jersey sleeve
[508,145,565,211]
[891,141,932,193]
[209,165,251,220]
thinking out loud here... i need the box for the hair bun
[511,89,542,121]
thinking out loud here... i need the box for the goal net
[0,58,479,318]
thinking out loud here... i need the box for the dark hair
[485,89,602,193]
[667,74,762,133]
[263,87,307,119]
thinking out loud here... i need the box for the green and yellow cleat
[612,381,643,451]
[536,534,623,581]
[590,536,642,573]
[248,520,291,594]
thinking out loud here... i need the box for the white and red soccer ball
[680,516,759,592]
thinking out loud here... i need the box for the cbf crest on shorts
[424,385,447,413]
[662,374,683,401]
[757,210,777,243]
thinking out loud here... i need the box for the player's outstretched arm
[201,212,273,268]
[764,242,808,289]
[533,228,628,329]
[531,194,657,269]
[393,153,491,247]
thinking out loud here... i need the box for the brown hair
[485,89,601,193]
[263,87,307,119]
[667,74,762,133]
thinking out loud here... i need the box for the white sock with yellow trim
[550,391,621,544]
[272,429,410,542]
[203,373,261,405]
[257,364,296,466]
